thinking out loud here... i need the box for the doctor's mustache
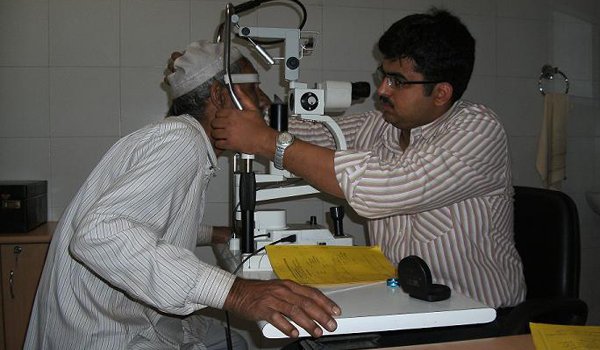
[379,95,394,107]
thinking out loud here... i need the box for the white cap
[166,40,242,99]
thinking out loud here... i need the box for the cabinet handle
[14,245,22,265]
[9,270,15,299]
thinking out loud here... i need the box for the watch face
[278,132,294,144]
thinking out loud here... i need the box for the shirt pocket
[410,207,453,243]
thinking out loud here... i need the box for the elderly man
[25,41,340,350]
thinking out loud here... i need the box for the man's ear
[432,82,454,106]
[210,82,227,108]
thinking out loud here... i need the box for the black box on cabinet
[0,180,48,233]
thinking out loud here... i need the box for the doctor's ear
[432,82,453,106]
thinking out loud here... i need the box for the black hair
[378,8,475,102]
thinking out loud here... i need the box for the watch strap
[274,132,294,170]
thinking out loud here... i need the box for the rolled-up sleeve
[334,113,509,219]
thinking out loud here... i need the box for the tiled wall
[1,0,599,345]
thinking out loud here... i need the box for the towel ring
[538,64,569,95]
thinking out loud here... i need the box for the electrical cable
[224,234,297,350]
[227,199,241,350]
[233,0,307,31]
[244,0,307,45]
[225,311,233,350]
[235,234,297,274]
[231,202,241,237]
[217,0,307,45]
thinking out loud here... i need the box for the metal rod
[224,3,243,110]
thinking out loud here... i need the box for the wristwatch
[274,132,295,170]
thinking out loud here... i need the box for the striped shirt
[25,115,236,349]
[291,100,526,308]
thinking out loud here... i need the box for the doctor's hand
[223,278,341,338]
[211,85,278,158]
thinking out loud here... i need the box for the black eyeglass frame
[376,65,441,89]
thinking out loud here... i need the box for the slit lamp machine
[218,1,371,272]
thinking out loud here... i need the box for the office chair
[370,186,588,346]
[285,186,588,349]
[497,186,588,335]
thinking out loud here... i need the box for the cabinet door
[1,244,48,350]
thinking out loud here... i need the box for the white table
[214,245,496,339]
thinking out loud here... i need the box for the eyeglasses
[376,66,441,89]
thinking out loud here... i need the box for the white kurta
[292,100,526,308]
[25,115,236,349]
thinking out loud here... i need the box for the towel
[536,93,569,190]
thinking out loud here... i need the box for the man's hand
[211,85,278,157]
[211,226,231,244]
[224,278,341,338]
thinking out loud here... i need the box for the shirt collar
[181,115,219,172]
[411,100,461,139]
[199,126,219,172]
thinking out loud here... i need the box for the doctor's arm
[212,86,344,198]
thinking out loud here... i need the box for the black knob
[300,92,319,111]
[286,57,300,70]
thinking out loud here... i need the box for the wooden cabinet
[0,223,54,350]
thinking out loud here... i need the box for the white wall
[1,0,599,347]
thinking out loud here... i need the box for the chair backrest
[513,186,581,299]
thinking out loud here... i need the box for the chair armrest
[499,297,588,336]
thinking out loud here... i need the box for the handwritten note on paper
[530,322,600,349]
[264,245,396,286]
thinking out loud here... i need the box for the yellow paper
[265,245,396,286]
[530,322,600,349]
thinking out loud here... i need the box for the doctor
[211,8,526,310]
